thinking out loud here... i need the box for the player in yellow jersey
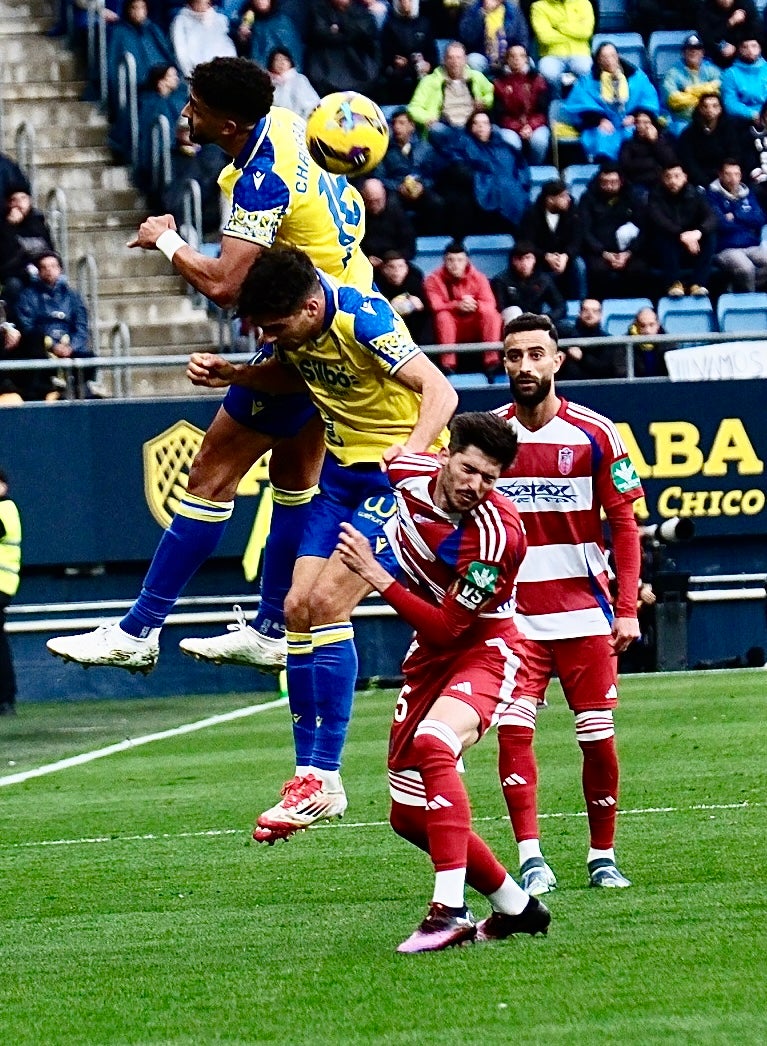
[186,246,458,842]
[47,58,371,675]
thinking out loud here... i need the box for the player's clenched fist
[127,214,177,249]
[187,352,237,388]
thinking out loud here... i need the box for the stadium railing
[45,186,70,276]
[3,330,765,396]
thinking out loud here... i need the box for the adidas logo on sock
[426,794,453,810]
[503,773,528,786]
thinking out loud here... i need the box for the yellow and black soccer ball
[306,91,390,177]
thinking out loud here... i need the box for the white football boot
[179,605,286,674]
[252,774,348,843]
[46,622,159,674]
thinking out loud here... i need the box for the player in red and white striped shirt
[337,412,550,953]
[492,313,643,892]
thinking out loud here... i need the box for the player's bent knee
[575,709,615,743]
[412,719,463,759]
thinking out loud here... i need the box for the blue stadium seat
[597,0,631,32]
[448,373,491,390]
[591,32,648,71]
[716,292,767,332]
[657,295,715,334]
[463,233,515,277]
[414,235,452,275]
[648,30,695,85]
[566,299,581,321]
[528,164,560,200]
[436,38,450,63]
[601,297,654,336]
[564,163,599,202]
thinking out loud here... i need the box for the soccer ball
[306,91,390,177]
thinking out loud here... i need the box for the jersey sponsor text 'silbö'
[277,273,449,465]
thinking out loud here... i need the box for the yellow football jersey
[217,107,373,290]
[277,272,449,466]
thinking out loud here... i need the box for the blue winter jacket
[706,180,767,250]
[433,128,531,226]
[15,277,91,356]
[721,57,767,122]
[563,60,660,130]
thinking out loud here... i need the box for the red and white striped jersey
[492,398,644,640]
[385,452,527,626]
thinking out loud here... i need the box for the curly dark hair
[189,57,274,126]
[448,412,519,470]
[238,246,321,320]
[503,312,560,347]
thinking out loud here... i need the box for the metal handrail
[108,321,131,399]
[85,0,108,106]
[76,253,100,357]
[117,51,139,170]
[150,113,172,192]
[45,187,70,274]
[0,59,5,151]
[14,122,36,198]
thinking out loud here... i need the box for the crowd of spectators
[35,0,767,383]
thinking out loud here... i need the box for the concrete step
[111,319,215,349]
[35,145,115,166]
[33,183,145,211]
[71,250,176,279]
[33,163,134,192]
[3,96,107,132]
[1,49,79,82]
[97,273,189,295]
[98,294,207,325]
[0,78,86,100]
[0,17,56,35]
[68,209,148,232]
[19,124,108,150]
[122,370,223,399]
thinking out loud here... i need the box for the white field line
[1,801,760,851]
[0,697,289,788]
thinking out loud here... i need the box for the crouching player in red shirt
[337,412,551,954]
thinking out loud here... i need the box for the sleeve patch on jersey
[466,561,499,592]
[610,456,641,494]
[454,578,487,611]
[369,328,419,364]
[225,203,285,246]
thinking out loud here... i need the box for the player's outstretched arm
[129,216,261,308]
[387,353,457,461]
[187,353,305,393]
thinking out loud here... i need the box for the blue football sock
[121,493,233,638]
[309,622,357,772]
[286,631,316,767]
[254,486,316,640]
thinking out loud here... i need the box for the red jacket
[424,261,500,317]
[493,69,549,132]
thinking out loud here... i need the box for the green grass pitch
[1,671,766,1045]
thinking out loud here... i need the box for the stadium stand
[716,292,767,332]
[590,32,648,71]
[647,30,696,85]
[548,98,583,167]
[528,164,560,198]
[601,297,655,336]
[462,233,516,278]
[563,162,599,201]
[597,0,632,32]
[657,294,715,334]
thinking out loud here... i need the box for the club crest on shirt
[558,447,574,475]
[143,421,270,528]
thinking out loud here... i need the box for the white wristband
[156,229,187,262]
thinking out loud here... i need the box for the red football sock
[497,725,539,842]
[412,731,471,872]
[390,803,507,897]
[579,736,619,850]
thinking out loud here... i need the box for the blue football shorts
[297,453,399,572]
[223,384,317,439]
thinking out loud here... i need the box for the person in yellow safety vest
[0,468,21,715]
